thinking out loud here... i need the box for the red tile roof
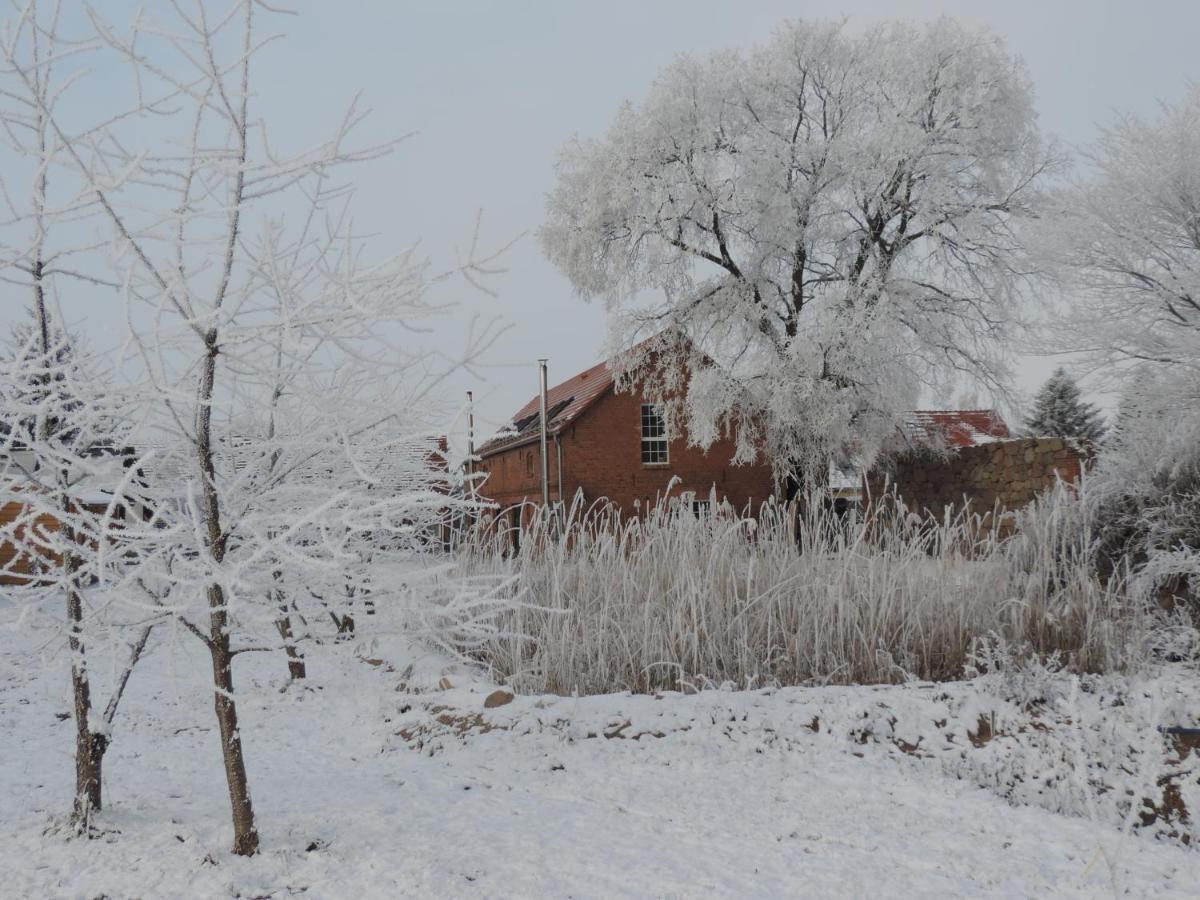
[477,358,617,458]
[906,410,1011,448]
[479,345,1010,459]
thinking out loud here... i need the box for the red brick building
[472,349,1073,529]
[474,356,777,524]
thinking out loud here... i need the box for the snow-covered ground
[2,615,1198,898]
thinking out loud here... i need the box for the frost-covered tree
[1046,88,1200,605]
[542,18,1059,480]
[0,3,151,831]
[0,303,147,829]
[1,306,86,446]
[1024,367,1105,441]
[8,0,505,855]
[1047,87,1200,387]
[1087,370,1200,604]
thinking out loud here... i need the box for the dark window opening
[545,397,573,425]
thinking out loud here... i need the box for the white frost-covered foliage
[1048,86,1200,383]
[0,1,157,829]
[542,19,1058,476]
[463,491,1147,696]
[0,0,506,854]
[1087,372,1200,602]
[2,308,100,450]
[0,307,132,588]
[1046,87,1200,606]
[1024,367,1106,441]
[82,2,507,854]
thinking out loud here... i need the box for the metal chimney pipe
[538,359,550,510]
[465,391,475,472]
[465,390,475,498]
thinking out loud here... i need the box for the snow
[2,608,1198,898]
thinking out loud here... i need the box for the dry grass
[456,487,1153,696]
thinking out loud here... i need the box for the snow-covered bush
[459,490,1152,696]
[1087,372,1200,614]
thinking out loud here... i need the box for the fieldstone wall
[867,437,1090,515]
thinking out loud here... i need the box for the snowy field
[2,615,1199,898]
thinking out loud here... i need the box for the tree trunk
[208,609,259,856]
[65,521,104,828]
[69,585,103,824]
[73,719,107,822]
[272,572,305,680]
[275,603,306,680]
[198,333,258,856]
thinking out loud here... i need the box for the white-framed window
[640,403,668,465]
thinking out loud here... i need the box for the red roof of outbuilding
[906,410,1011,448]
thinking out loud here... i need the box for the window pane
[640,404,668,464]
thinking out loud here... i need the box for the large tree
[1047,87,1200,601]
[542,18,1058,479]
[1047,87,1200,384]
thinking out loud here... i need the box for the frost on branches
[542,19,1059,479]
[1024,367,1105,441]
[1087,372,1200,606]
[0,0,506,856]
[0,1,155,832]
[1047,86,1200,386]
[0,303,145,830]
[1045,87,1200,608]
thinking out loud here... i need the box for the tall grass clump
[457,486,1161,696]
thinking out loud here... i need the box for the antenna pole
[465,391,475,477]
[538,360,550,510]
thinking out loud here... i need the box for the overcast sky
[19,1,1200,441]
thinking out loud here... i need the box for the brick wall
[1,497,66,586]
[477,387,776,518]
[474,438,565,521]
[866,437,1090,515]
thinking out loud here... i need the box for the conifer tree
[2,304,89,450]
[1024,367,1106,441]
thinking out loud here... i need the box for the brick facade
[476,357,1068,527]
[476,386,776,519]
[866,437,1090,516]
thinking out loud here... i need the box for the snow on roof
[905,410,1011,448]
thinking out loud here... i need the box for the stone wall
[867,437,1090,516]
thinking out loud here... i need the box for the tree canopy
[542,18,1058,476]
